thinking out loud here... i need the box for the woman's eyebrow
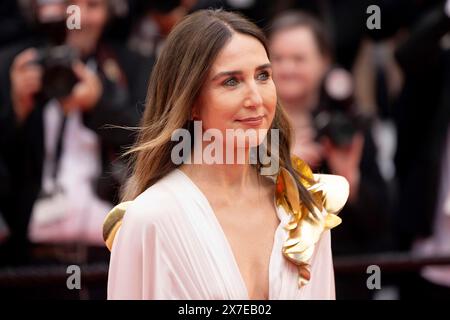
[211,63,272,80]
[256,63,272,71]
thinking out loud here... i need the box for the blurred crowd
[0,0,449,299]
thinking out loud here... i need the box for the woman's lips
[235,115,264,126]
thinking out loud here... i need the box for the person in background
[393,0,450,299]
[126,0,278,59]
[0,0,153,274]
[127,0,191,58]
[0,0,33,47]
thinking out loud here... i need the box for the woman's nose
[243,82,263,108]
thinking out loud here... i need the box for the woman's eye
[257,71,270,81]
[223,77,239,87]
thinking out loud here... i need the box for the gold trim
[276,155,348,287]
[103,201,132,251]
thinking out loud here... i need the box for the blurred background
[0,0,449,300]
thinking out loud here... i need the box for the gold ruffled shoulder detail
[275,155,349,287]
[103,201,132,251]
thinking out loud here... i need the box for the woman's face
[194,33,277,148]
[270,26,328,104]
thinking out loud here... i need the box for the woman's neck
[190,162,258,190]
[181,140,260,193]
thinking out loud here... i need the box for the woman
[269,11,332,170]
[105,9,349,300]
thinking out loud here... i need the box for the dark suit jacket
[393,4,450,249]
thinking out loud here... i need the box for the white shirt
[28,99,112,245]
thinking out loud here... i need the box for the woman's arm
[107,199,170,299]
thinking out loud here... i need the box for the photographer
[0,0,153,267]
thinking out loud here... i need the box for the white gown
[107,169,338,299]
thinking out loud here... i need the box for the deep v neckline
[175,168,282,300]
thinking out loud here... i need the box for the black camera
[35,45,79,99]
[32,0,79,99]
[314,67,365,147]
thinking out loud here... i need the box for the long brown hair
[121,9,316,212]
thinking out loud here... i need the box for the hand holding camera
[321,132,363,202]
[10,48,43,123]
[9,0,103,123]
[59,61,103,114]
[314,67,365,201]
[10,47,103,122]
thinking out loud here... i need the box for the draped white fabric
[107,169,335,299]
